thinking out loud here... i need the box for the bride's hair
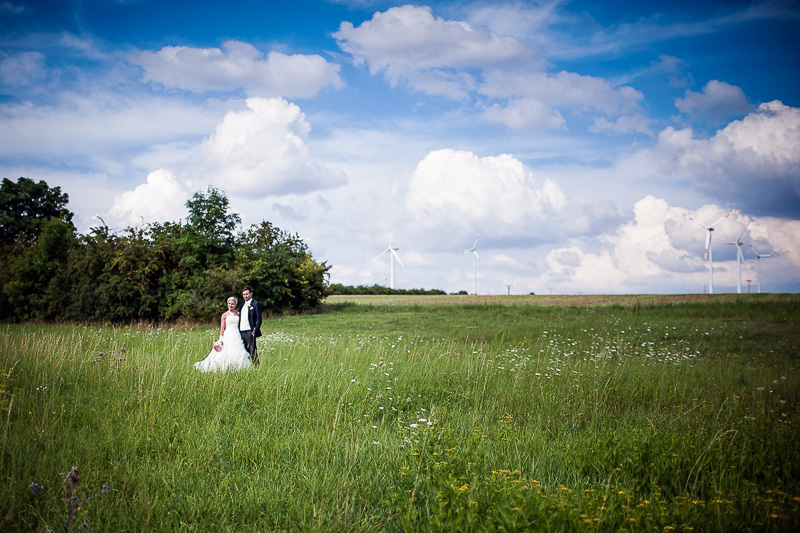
[227,296,238,305]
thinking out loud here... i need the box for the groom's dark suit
[239,298,263,365]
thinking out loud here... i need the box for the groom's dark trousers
[239,299,263,365]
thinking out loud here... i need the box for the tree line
[326,284,446,295]
[0,177,329,322]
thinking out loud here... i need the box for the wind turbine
[724,223,748,294]
[749,244,778,294]
[458,233,481,295]
[686,209,736,294]
[375,240,403,289]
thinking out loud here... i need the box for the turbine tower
[686,209,736,294]
[459,233,481,295]
[749,244,777,294]
[376,240,403,289]
[724,223,748,294]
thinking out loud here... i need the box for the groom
[239,286,263,365]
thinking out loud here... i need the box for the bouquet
[213,340,223,352]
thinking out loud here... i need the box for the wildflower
[29,482,44,494]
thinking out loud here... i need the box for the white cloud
[465,1,560,40]
[657,100,800,216]
[675,80,754,124]
[590,114,654,136]
[485,98,565,131]
[0,51,47,88]
[406,149,566,236]
[0,93,221,161]
[481,70,644,116]
[101,97,346,227]
[197,97,346,197]
[105,169,190,227]
[334,5,532,98]
[537,196,800,294]
[130,40,344,98]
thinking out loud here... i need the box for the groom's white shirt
[240,300,253,331]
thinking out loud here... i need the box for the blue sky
[2,0,799,294]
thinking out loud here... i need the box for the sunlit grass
[1,295,799,531]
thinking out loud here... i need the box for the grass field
[2,294,799,531]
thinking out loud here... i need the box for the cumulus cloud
[406,149,566,236]
[657,100,800,217]
[538,196,799,293]
[675,80,755,124]
[334,5,532,98]
[197,97,346,197]
[130,40,343,98]
[105,169,190,227]
[102,97,345,226]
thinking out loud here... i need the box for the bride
[194,296,253,372]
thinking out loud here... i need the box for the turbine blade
[709,208,738,229]
[704,231,711,262]
[737,222,750,243]
[685,213,710,230]
[391,249,404,267]
[373,248,391,261]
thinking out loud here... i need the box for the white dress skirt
[194,314,253,372]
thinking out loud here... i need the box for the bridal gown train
[194,314,253,372]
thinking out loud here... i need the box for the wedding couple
[194,286,263,373]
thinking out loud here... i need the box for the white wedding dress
[194,314,253,372]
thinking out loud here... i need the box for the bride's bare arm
[220,312,227,338]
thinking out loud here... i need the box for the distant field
[2,295,799,531]
[324,292,794,307]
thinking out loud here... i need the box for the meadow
[1,294,799,532]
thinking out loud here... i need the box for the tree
[2,218,76,319]
[180,186,241,271]
[236,221,330,312]
[0,177,73,245]
[0,177,75,317]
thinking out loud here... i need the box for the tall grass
[1,296,799,531]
